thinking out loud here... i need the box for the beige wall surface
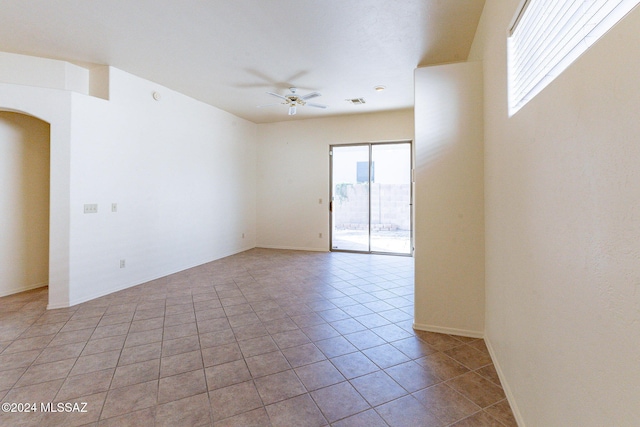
[256,110,414,251]
[471,1,640,425]
[0,112,50,296]
[413,61,485,337]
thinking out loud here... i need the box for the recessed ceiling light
[374,85,386,92]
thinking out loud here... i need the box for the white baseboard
[0,282,48,298]
[47,300,73,310]
[484,337,526,427]
[412,322,484,339]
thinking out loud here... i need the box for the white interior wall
[0,53,257,308]
[255,110,414,251]
[413,62,485,337]
[470,2,640,425]
[67,68,257,305]
[0,112,50,296]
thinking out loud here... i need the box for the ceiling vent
[346,98,366,105]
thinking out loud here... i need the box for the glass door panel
[330,145,370,252]
[370,143,412,254]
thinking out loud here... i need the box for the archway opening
[0,111,50,298]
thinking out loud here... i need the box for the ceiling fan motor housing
[259,87,327,115]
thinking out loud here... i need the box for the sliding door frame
[329,140,413,256]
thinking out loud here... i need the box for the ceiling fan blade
[307,103,327,109]
[288,105,297,115]
[266,91,287,100]
[300,92,321,100]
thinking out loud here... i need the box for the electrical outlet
[318,198,322,204]
[120,259,126,268]
[319,233,323,238]
[112,203,118,212]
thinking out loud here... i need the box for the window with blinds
[507,0,640,115]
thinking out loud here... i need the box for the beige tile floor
[0,248,517,426]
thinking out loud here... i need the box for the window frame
[507,0,640,116]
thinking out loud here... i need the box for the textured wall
[256,110,414,251]
[414,61,485,337]
[471,1,640,425]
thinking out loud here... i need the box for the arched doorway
[0,111,50,297]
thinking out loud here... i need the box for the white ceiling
[0,0,485,123]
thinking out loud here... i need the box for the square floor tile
[209,381,263,422]
[375,394,441,427]
[56,368,114,401]
[294,360,345,391]
[301,324,340,341]
[15,358,76,387]
[160,335,200,357]
[344,330,387,350]
[315,336,357,358]
[385,361,440,392]
[112,359,160,388]
[330,351,379,380]
[201,342,243,367]
[444,344,493,370]
[351,370,407,406]
[484,399,519,427]
[238,336,278,358]
[0,249,519,427]
[101,380,158,420]
[415,352,470,381]
[46,390,106,427]
[160,350,203,377]
[271,330,311,349]
[245,351,291,378]
[281,343,326,368]
[446,372,506,408]
[205,359,251,390]
[413,383,481,424]
[332,409,389,427]
[214,407,271,427]
[450,411,506,426]
[330,318,367,335]
[265,393,327,427]
[310,381,369,423]
[157,369,207,404]
[118,342,162,367]
[254,369,306,405]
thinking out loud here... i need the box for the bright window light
[508,0,640,115]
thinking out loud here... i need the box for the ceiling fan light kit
[257,87,327,116]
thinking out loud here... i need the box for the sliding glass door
[330,142,412,255]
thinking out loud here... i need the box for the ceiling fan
[257,87,327,115]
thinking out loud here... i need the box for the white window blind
[508,0,640,115]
